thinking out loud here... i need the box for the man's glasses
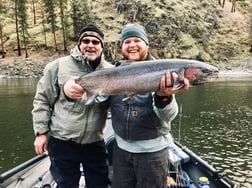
[82,39,100,45]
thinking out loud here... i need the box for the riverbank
[0,56,60,78]
[219,70,252,77]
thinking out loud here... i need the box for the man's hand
[34,135,48,155]
[156,72,190,96]
[64,77,84,100]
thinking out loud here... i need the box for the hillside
[0,0,251,78]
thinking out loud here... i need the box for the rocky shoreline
[0,57,252,79]
[0,58,49,79]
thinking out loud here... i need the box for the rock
[0,58,45,78]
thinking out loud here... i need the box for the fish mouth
[202,68,219,79]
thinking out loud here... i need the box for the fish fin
[122,94,134,101]
[114,60,133,67]
[172,81,185,90]
[84,91,97,105]
[172,69,185,90]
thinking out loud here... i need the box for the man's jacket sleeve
[32,61,59,136]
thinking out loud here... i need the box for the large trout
[76,59,218,104]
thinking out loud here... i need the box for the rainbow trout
[76,59,218,104]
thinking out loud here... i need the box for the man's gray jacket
[32,46,112,144]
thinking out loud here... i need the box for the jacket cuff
[36,131,49,136]
[154,94,173,108]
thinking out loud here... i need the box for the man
[110,23,190,188]
[32,23,111,188]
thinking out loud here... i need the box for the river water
[0,75,251,187]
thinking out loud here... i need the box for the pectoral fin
[173,81,185,90]
[172,69,185,90]
[122,94,135,101]
[84,90,98,105]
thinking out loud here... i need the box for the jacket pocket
[130,107,161,128]
[61,99,85,113]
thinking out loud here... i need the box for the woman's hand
[156,71,190,96]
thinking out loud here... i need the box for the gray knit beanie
[120,23,149,45]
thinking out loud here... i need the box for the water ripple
[173,79,252,188]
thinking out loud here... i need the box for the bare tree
[0,1,7,58]
[0,21,5,58]
[41,6,47,48]
[18,0,29,58]
[218,0,225,8]
[218,0,236,12]
[14,0,21,56]
[250,1,252,52]
[31,0,36,24]
[58,0,68,53]
[231,0,236,13]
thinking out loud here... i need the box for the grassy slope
[1,0,251,69]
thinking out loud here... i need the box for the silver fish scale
[76,59,218,104]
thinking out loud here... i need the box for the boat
[0,116,237,188]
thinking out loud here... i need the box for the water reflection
[172,75,252,187]
[0,78,39,173]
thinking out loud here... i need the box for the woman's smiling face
[121,37,149,61]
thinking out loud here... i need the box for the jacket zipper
[80,105,90,143]
[126,104,131,140]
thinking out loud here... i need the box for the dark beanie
[120,23,149,45]
[79,23,104,47]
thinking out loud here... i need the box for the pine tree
[42,0,58,51]
[71,0,92,41]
